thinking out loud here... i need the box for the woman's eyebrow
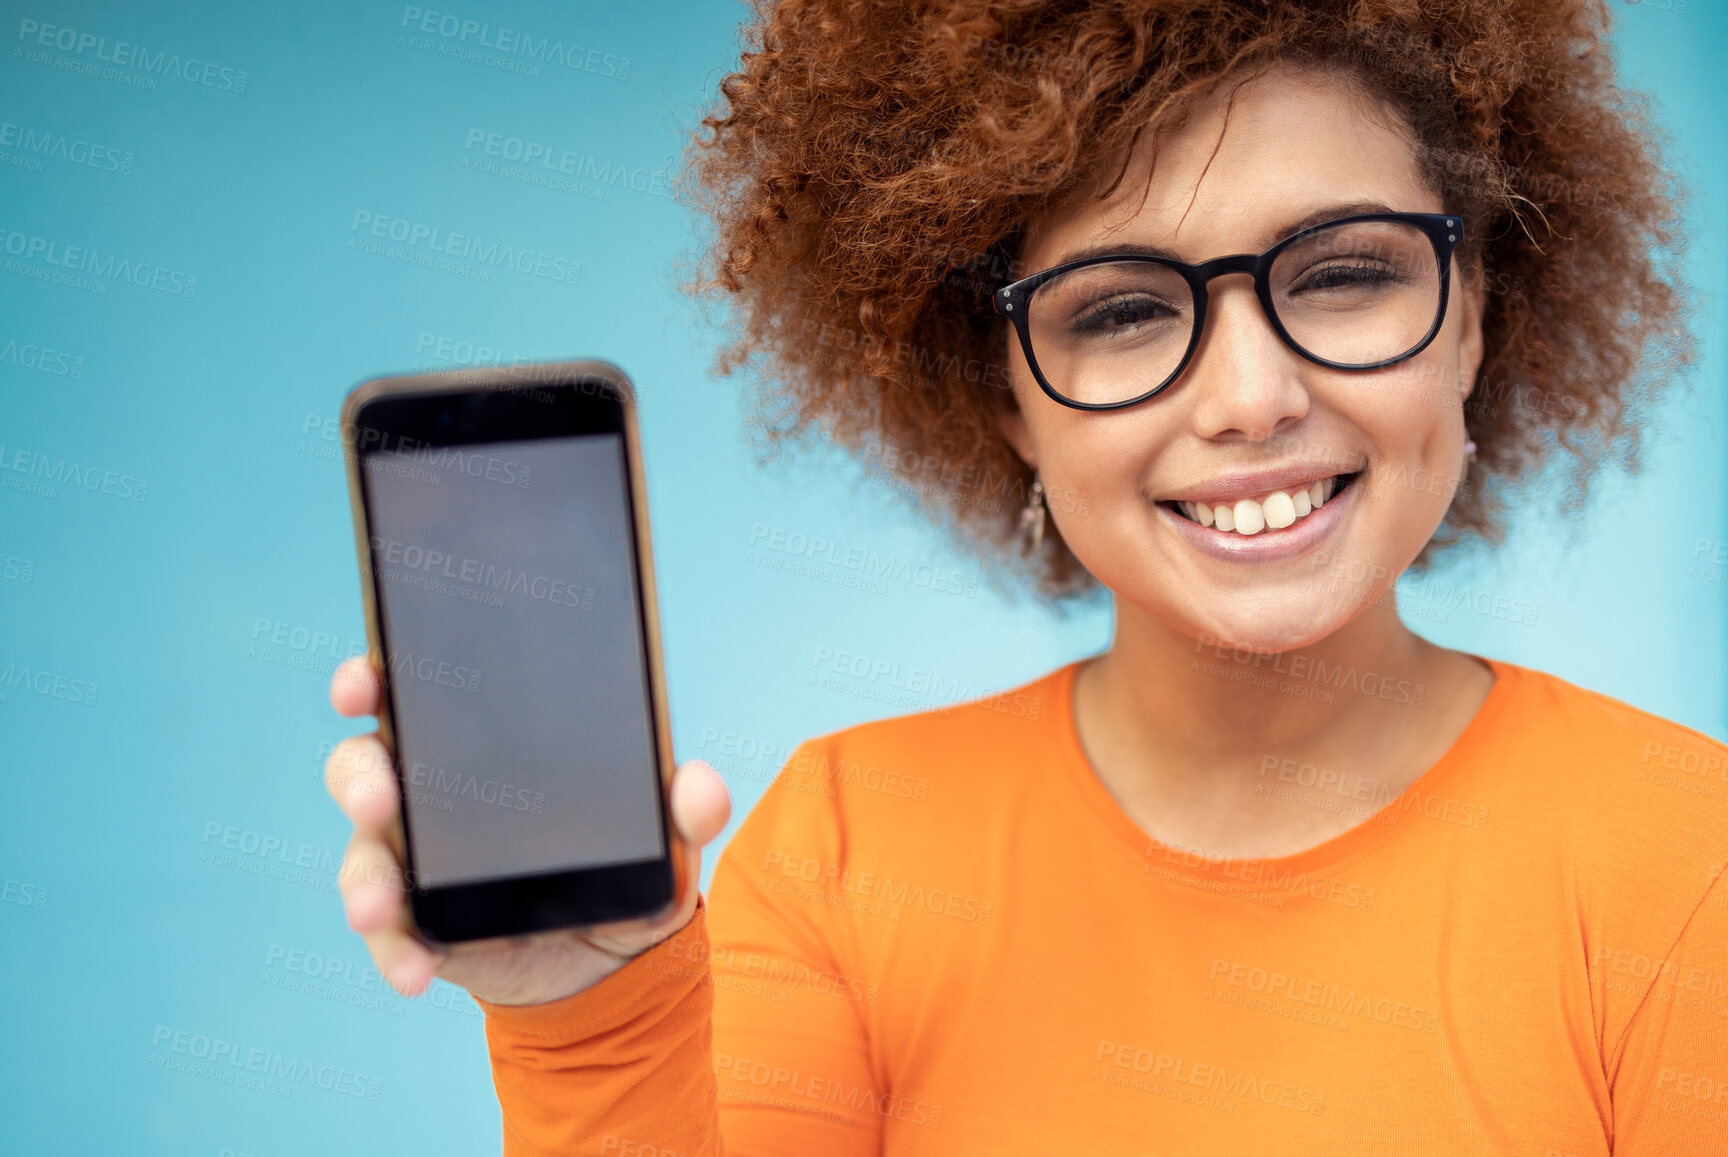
[1044,200,1402,268]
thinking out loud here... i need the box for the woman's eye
[1292,260,1402,293]
[1071,295,1179,334]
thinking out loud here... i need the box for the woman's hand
[323,656,731,1007]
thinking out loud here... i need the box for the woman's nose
[1182,274,1311,443]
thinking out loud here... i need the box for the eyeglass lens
[1025,219,1443,407]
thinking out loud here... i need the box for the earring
[1019,472,1047,555]
[1463,439,1478,468]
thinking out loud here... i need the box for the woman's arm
[478,900,723,1156]
[478,739,884,1156]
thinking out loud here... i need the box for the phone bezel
[340,360,687,944]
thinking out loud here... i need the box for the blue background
[1,1,1723,1152]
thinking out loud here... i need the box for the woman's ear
[1457,263,1487,402]
[995,393,1038,470]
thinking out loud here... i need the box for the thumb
[670,759,731,849]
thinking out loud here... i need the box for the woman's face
[1000,64,1484,653]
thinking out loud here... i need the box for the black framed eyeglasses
[993,212,1464,411]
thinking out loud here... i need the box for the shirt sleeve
[476,896,722,1157]
[1609,869,1728,1153]
[475,737,884,1156]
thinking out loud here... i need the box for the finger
[338,830,411,936]
[347,872,442,997]
[330,656,382,717]
[337,814,436,997]
[670,759,731,848]
[324,735,399,831]
[360,924,443,997]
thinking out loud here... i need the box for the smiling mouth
[1161,472,1361,535]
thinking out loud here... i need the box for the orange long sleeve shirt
[478,657,1728,1154]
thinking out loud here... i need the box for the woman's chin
[1178,598,1363,657]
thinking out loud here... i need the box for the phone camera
[438,411,452,426]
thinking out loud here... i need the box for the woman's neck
[1073,598,1495,860]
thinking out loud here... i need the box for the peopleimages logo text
[349,211,580,286]
[0,444,148,500]
[16,19,249,93]
[0,226,197,296]
[399,7,630,79]
[0,120,133,173]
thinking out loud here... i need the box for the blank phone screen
[361,433,665,889]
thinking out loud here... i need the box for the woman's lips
[1160,473,1357,563]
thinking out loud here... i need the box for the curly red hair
[686,0,1693,598]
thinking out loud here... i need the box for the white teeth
[1232,499,1265,535]
[1176,475,1349,535]
[1262,491,1296,530]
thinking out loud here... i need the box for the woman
[324,0,1726,1151]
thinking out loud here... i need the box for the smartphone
[340,360,686,943]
